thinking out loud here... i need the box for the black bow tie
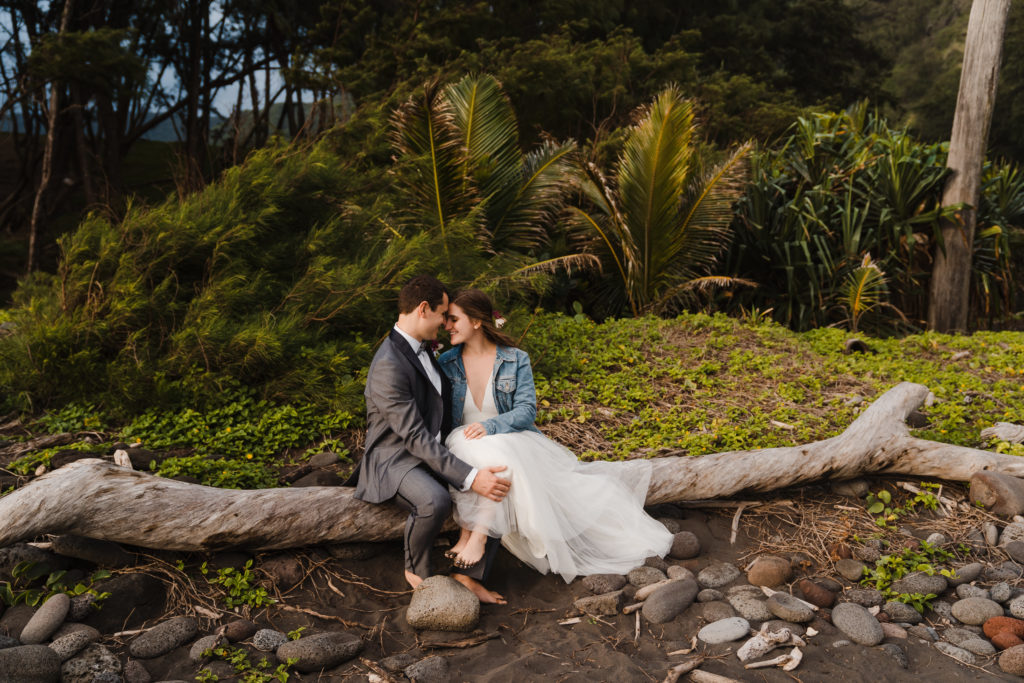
[419,340,433,354]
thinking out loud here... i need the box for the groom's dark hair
[398,275,449,313]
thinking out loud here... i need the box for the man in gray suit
[354,275,511,604]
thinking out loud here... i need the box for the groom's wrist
[460,467,478,492]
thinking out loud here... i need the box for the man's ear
[416,300,430,317]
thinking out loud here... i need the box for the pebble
[956,584,989,600]
[123,659,151,683]
[224,618,259,642]
[628,566,667,588]
[645,556,670,572]
[66,593,96,622]
[763,620,805,637]
[797,579,835,608]
[947,562,983,587]
[766,593,814,623]
[882,601,923,624]
[835,559,867,582]
[0,636,18,651]
[845,588,884,607]
[831,639,853,647]
[666,565,694,581]
[878,642,908,668]
[406,576,479,631]
[61,643,121,683]
[701,601,737,622]
[48,630,98,662]
[381,652,418,672]
[831,602,884,646]
[128,616,198,658]
[931,601,958,624]
[252,629,289,652]
[985,522,1001,546]
[746,556,791,588]
[668,532,701,560]
[261,555,304,589]
[697,589,724,603]
[907,625,938,641]
[20,593,70,644]
[1005,541,1024,564]
[831,479,869,497]
[697,617,750,644]
[934,641,977,666]
[1010,595,1024,620]
[985,562,1024,582]
[697,563,740,589]
[276,632,363,674]
[880,622,907,639]
[1001,644,1024,675]
[0,644,61,682]
[961,637,997,656]
[189,634,225,662]
[656,517,682,533]
[951,597,1005,625]
[925,532,947,547]
[582,574,627,594]
[574,591,625,617]
[1001,522,1024,546]
[992,582,1013,604]
[50,623,99,641]
[308,451,340,467]
[403,655,449,683]
[727,592,774,622]
[642,578,698,624]
[890,571,947,596]
[853,544,881,563]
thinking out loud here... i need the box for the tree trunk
[1,382,1022,552]
[928,0,1012,332]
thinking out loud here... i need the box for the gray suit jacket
[353,328,473,504]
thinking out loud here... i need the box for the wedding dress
[446,371,673,583]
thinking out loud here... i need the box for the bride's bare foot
[446,529,473,559]
[452,573,506,605]
[453,533,486,569]
[404,570,423,590]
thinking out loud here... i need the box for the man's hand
[471,465,510,502]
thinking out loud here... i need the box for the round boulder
[697,617,749,645]
[60,643,121,683]
[20,593,70,644]
[127,616,198,658]
[253,629,288,652]
[766,593,814,623]
[668,531,701,560]
[1001,644,1024,676]
[628,566,667,588]
[276,632,363,673]
[641,578,698,624]
[0,644,61,683]
[406,576,479,631]
[831,602,883,646]
[746,556,792,588]
[951,597,1004,626]
[697,563,740,589]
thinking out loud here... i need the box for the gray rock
[934,641,977,666]
[1009,594,1024,619]
[308,451,340,467]
[188,634,225,662]
[406,576,479,631]
[1002,522,1024,547]
[61,643,121,683]
[582,574,626,595]
[697,617,750,645]
[656,517,683,533]
[381,653,418,672]
[666,565,695,582]
[128,616,198,658]
[951,597,1004,625]
[697,563,740,589]
[853,544,881,563]
[402,654,449,683]
[645,556,670,572]
[50,623,99,641]
[925,533,948,547]
[0,604,34,640]
[1000,644,1024,676]
[574,591,625,617]
[961,637,997,656]
[20,593,70,645]
[766,593,814,623]
[835,559,867,582]
[252,629,289,652]
[701,601,737,622]
[908,625,938,641]
[628,566,667,588]
[1006,541,1024,564]
[947,562,983,587]
[0,644,61,682]
[831,602,884,646]
[668,532,700,560]
[984,562,1024,583]
[971,471,1024,517]
[931,601,959,624]
[48,630,97,662]
[67,593,97,622]
[123,659,150,683]
[642,578,698,624]
[956,584,989,600]
[878,643,908,668]
[883,601,923,624]
[845,588,884,607]
[985,523,1001,547]
[942,627,981,648]
[697,589,724,603]
[890,571,947,596]
[831,479,870,497]
[727,592,774,623]
[880,622,908,639]
[50,535,134,568]
[0,635,18,651]
[276,632,363,674]
[992,582,1013,604]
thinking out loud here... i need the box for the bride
[437,289,673,583]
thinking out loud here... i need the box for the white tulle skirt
[446,427,673,583]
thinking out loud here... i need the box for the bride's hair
[451,289,518,348]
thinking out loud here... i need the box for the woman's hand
[463,422,487,439]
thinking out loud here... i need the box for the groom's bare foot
[404,570,423,590]
[452,573,507,604]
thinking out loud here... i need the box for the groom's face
[419,292,449,340]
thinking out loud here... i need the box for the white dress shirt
[393,324,477,491]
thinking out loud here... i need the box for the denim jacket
[438,345,542,435]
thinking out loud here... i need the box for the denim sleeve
[482,353,537,435]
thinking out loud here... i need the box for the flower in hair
[493,310,506,329]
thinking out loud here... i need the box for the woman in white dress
[437,289,673,583]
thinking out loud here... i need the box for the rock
[697,563,740,589]
[698,617,750,644]
[961,637,997,656]
[951,597,1004,626]
[797,579,835,608]
[50,535,134,568]
[835,559,867,582]
[845,588,884,607]
[701,601,737,622]
[0,604,34,639]
[890,572,947,596]
[627,566,667,588]
[882,601,923,624]
[50,623,99,642]
[123,659,150,683]
[766,593,814,623]
[308,451,340,467]
[992,582,1013,604]
[128,616,198,658]
[831,479,869,497]
[644,556,670,572]
[956,584,989,600]
[984,616,1024,639]
[1001,522,1024,547]
[925,532,948,547]
[935,641,977,666]
[0,544,67,582]
[656,517,683,533]
[402,654,449,683]
[668,532,700,560]
[1010,596,1024,620]
[635,580,673,602]
[61,643,122,683]
[276,632,363,673]
[220,618,257,642]
[727,592,774,623]
[878,642,908,668]
[880,622,907,639]
[48,630,98,662]
[853,544,881,563]
[907,625,937,641]
[666,565,694,581]
[261,555,304,589]
[85,573,165,633]
[641,578,698,624]
[67,594,97,622]
[697,589,724,603]
[746,556,791,588]
[984,562,1024,582]
[325,542,388,561]
[931,601,958,624]
[582,574,626,594]
[832,639,853,647]
[381,653,418,672]
[0,644,61,682]
[253,629,289,652]
[971,471,1024,516]
[947,562,983,587]
[994,632,1024,650]
[831,602,884,646]
[985,523,1001,547]
[189,634,225,662]
[1001,644,1024,675]
[763,620,805,637]
[1006,541,1024,565]
[817,577,844,592]
[0,635,18,651]
[574,591,625,617]
[292,470,343,487]
[406,576,479,631]
[20,594,70,645]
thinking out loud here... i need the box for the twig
[559,617,582,626]
[623,603,644,614]
[418,631,501,649]
[634,610,640,645]
[359,658,401,683]
[730,503,748,545]
[276,604,369,629]
[661,657,703,683]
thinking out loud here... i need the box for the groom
[354,275,510,603]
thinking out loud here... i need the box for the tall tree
[928,0,1012,332]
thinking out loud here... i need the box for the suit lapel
[388,329,446,431]
[389,328,433,386]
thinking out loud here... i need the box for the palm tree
[568,86,752,316]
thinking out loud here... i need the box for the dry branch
[0,382,1022,551]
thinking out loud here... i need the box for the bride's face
[445,303,481,345]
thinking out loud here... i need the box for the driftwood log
[0,381,1021,552]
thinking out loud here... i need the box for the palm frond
[650,276,757,314]
[490,140,576,252]
[840,253,888,333]
[510,253,602,276]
